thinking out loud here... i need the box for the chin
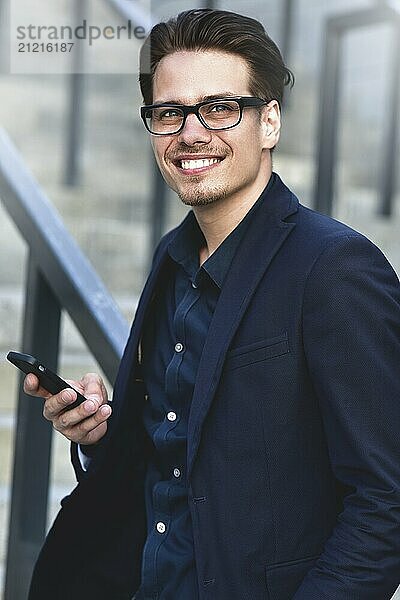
[178,185,228,207]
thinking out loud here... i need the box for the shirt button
[173,467,181,478]
[191,281,198,289]
[167,411,177,422]
[156,521,166,534]
[175,342,184,353]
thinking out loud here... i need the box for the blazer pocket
[226,332,289,371]
[265,554,319,600]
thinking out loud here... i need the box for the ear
[260,100,281,150]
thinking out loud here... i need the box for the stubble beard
[177,178,229,207]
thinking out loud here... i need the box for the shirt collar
[168,173,277,289]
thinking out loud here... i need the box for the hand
[23,372,112,445]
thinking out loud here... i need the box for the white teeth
[180,158,220,170]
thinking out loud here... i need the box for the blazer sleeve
[294,233,400,600]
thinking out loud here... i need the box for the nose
[177,112,213,146]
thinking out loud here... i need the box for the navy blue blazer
[29,174,400,600]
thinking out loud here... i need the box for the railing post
[313,21,342,215]
[281,0,294,65]
[280,0,294,110]
[4,256,61,600]
[64,0,87,186]
[0,0,10,74]
[379,21,400,216]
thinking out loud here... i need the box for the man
[25,8,400,600]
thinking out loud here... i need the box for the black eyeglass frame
[140,96,269,135]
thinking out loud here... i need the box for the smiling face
[150,50,280,207]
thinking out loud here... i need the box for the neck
[194,170,272,262]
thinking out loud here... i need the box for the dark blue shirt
[135,175,275,600]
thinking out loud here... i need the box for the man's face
[150,50,280,207]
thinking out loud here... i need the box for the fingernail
[100,405,111,417]
[84,400,96,412]
[62,391,74,403]
[87,395,100,406]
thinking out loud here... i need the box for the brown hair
[139,8,294,106]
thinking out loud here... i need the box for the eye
[157,108,182,120]
[208,103,235,114]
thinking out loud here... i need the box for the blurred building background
[0,0,399,597]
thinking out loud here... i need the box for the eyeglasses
[140,96,268,135]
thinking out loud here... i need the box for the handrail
[0,127,130,599]
[0,128,129,380]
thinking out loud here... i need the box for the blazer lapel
[187,175,299,477]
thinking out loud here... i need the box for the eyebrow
[153,92,239,105]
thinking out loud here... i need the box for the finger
[78,372,108,406]
[23,373,53,399]
[43,388,78,420]
[55,397,110,429]
[79,421,108,445]
[55,403,112,443]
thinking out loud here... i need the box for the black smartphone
[7,350,87,410]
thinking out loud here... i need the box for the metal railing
[0,128,130,599]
